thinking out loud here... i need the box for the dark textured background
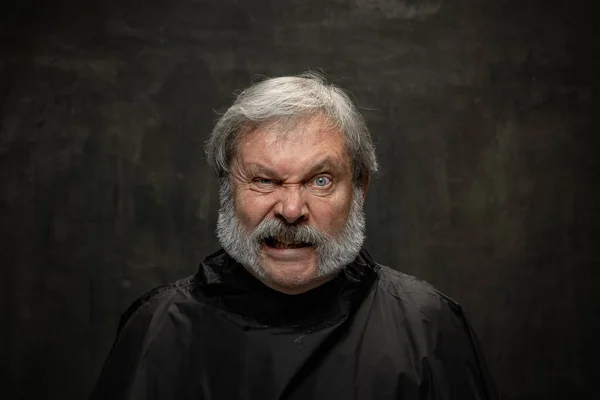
[1,0,598,399]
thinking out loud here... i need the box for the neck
[242,265,340,295]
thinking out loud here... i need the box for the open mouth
[264,236,311,249]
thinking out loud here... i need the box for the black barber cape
[91,249,498,400]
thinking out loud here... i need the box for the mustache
[250,218,330,247]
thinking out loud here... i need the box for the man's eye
[313,176,331,187]
[254,178,274,185]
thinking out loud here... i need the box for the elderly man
[91,73,498,399]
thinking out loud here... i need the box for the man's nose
[276,185,308,224]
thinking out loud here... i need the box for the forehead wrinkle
[247,113,338,147]
[234,114,350,178]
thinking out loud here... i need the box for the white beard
[215,179,366,283]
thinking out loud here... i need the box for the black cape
[91,249,498,400]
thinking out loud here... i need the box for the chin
[260,259,321,293]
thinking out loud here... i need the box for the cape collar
[193,249,379,328]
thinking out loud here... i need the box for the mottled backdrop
[1,0,598,399]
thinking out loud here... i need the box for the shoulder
[116,274,198,333]
[374,264,464,319]
[371,264,477,350]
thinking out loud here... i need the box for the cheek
[234,189,275,227]
[310,196,352,232]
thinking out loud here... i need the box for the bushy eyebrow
[306,158,340,176]
[247,157,344,179]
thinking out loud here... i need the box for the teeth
[276,236,297,245]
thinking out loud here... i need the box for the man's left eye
[313,176,331,187]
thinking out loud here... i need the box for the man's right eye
[254,178,274,185]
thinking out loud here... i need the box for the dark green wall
[1,0,598,398]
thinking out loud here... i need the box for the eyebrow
[306,157,342,176]
[248,157,344,179]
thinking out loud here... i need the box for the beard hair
[215,179,366,286]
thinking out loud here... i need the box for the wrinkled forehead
[232,113,349,160]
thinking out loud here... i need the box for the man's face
[216,115,366,294]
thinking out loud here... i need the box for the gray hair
[205,71,378,186]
